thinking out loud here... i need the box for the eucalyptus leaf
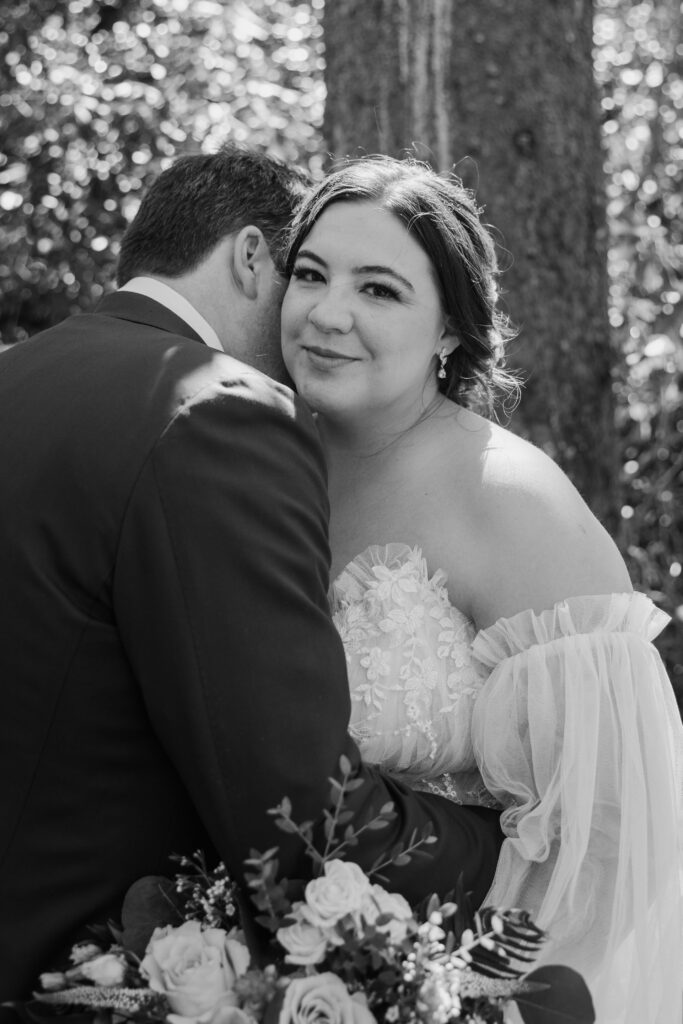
[120,875,183,959]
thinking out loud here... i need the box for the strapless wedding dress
[330,543,683,1024]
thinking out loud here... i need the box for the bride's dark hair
[284,155,519,417]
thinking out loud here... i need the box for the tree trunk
[323,0,617,525]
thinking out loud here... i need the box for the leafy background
[0,0,681,707]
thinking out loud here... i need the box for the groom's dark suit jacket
[0,292,502,1002]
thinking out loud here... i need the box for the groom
[0,145,502,1002]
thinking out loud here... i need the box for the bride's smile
[281,200,456,432]
[300,343,361,370]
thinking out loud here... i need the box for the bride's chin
[294,381,352,420]
[302,397,345,421]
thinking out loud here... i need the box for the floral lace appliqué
[331,544,496,808]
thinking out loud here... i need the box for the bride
[280,156,683,1023]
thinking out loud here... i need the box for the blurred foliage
[0,0,680,702]
[594,0,682,699]
[0,0,324,335]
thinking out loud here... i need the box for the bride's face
[281,201,454,425]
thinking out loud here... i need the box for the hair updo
[284,155,518,416]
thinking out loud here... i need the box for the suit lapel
[94,291,206,346]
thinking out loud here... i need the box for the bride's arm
[471,600,682,1024]
[446,432,681,1023]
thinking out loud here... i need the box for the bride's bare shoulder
[433,403,550,492]
[436,407,632,628]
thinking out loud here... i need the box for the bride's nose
[307,287,353,334]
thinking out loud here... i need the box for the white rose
[277,905,329,966]
[360,885,414,945]
[141,920,250,1023]
[78,952,127,987]
[278,973,376,1024]
[303,861,372,930]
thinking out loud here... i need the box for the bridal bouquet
[18,759,594,1024]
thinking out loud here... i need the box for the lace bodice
[330,543,498,807]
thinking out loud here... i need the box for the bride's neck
[317,416,386,463]
[317,394,446,465]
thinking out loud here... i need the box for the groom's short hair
[117,144,310,286]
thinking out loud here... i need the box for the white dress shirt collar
[119,276,224,353]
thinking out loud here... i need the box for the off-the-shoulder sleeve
[471,594,683,1024]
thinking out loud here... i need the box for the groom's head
[117,144,310,378]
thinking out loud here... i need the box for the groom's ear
[231,225,272,300]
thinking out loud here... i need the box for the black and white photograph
[1,3,681,1023]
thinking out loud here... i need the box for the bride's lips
[302,345,359,369]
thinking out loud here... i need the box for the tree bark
[323,0,617,525]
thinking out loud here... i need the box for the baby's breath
[171,850,239,929]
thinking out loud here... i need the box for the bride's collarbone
[328,437,446,500]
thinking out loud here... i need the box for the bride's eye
[363,281,401,301]
[291,264,324,284]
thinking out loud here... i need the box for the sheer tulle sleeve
[471,593,683,1024]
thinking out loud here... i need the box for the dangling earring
[437,347,448,380]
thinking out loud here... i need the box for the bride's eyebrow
[354,264,414,292]
[295,249,326,266]
[295,250,414,293]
